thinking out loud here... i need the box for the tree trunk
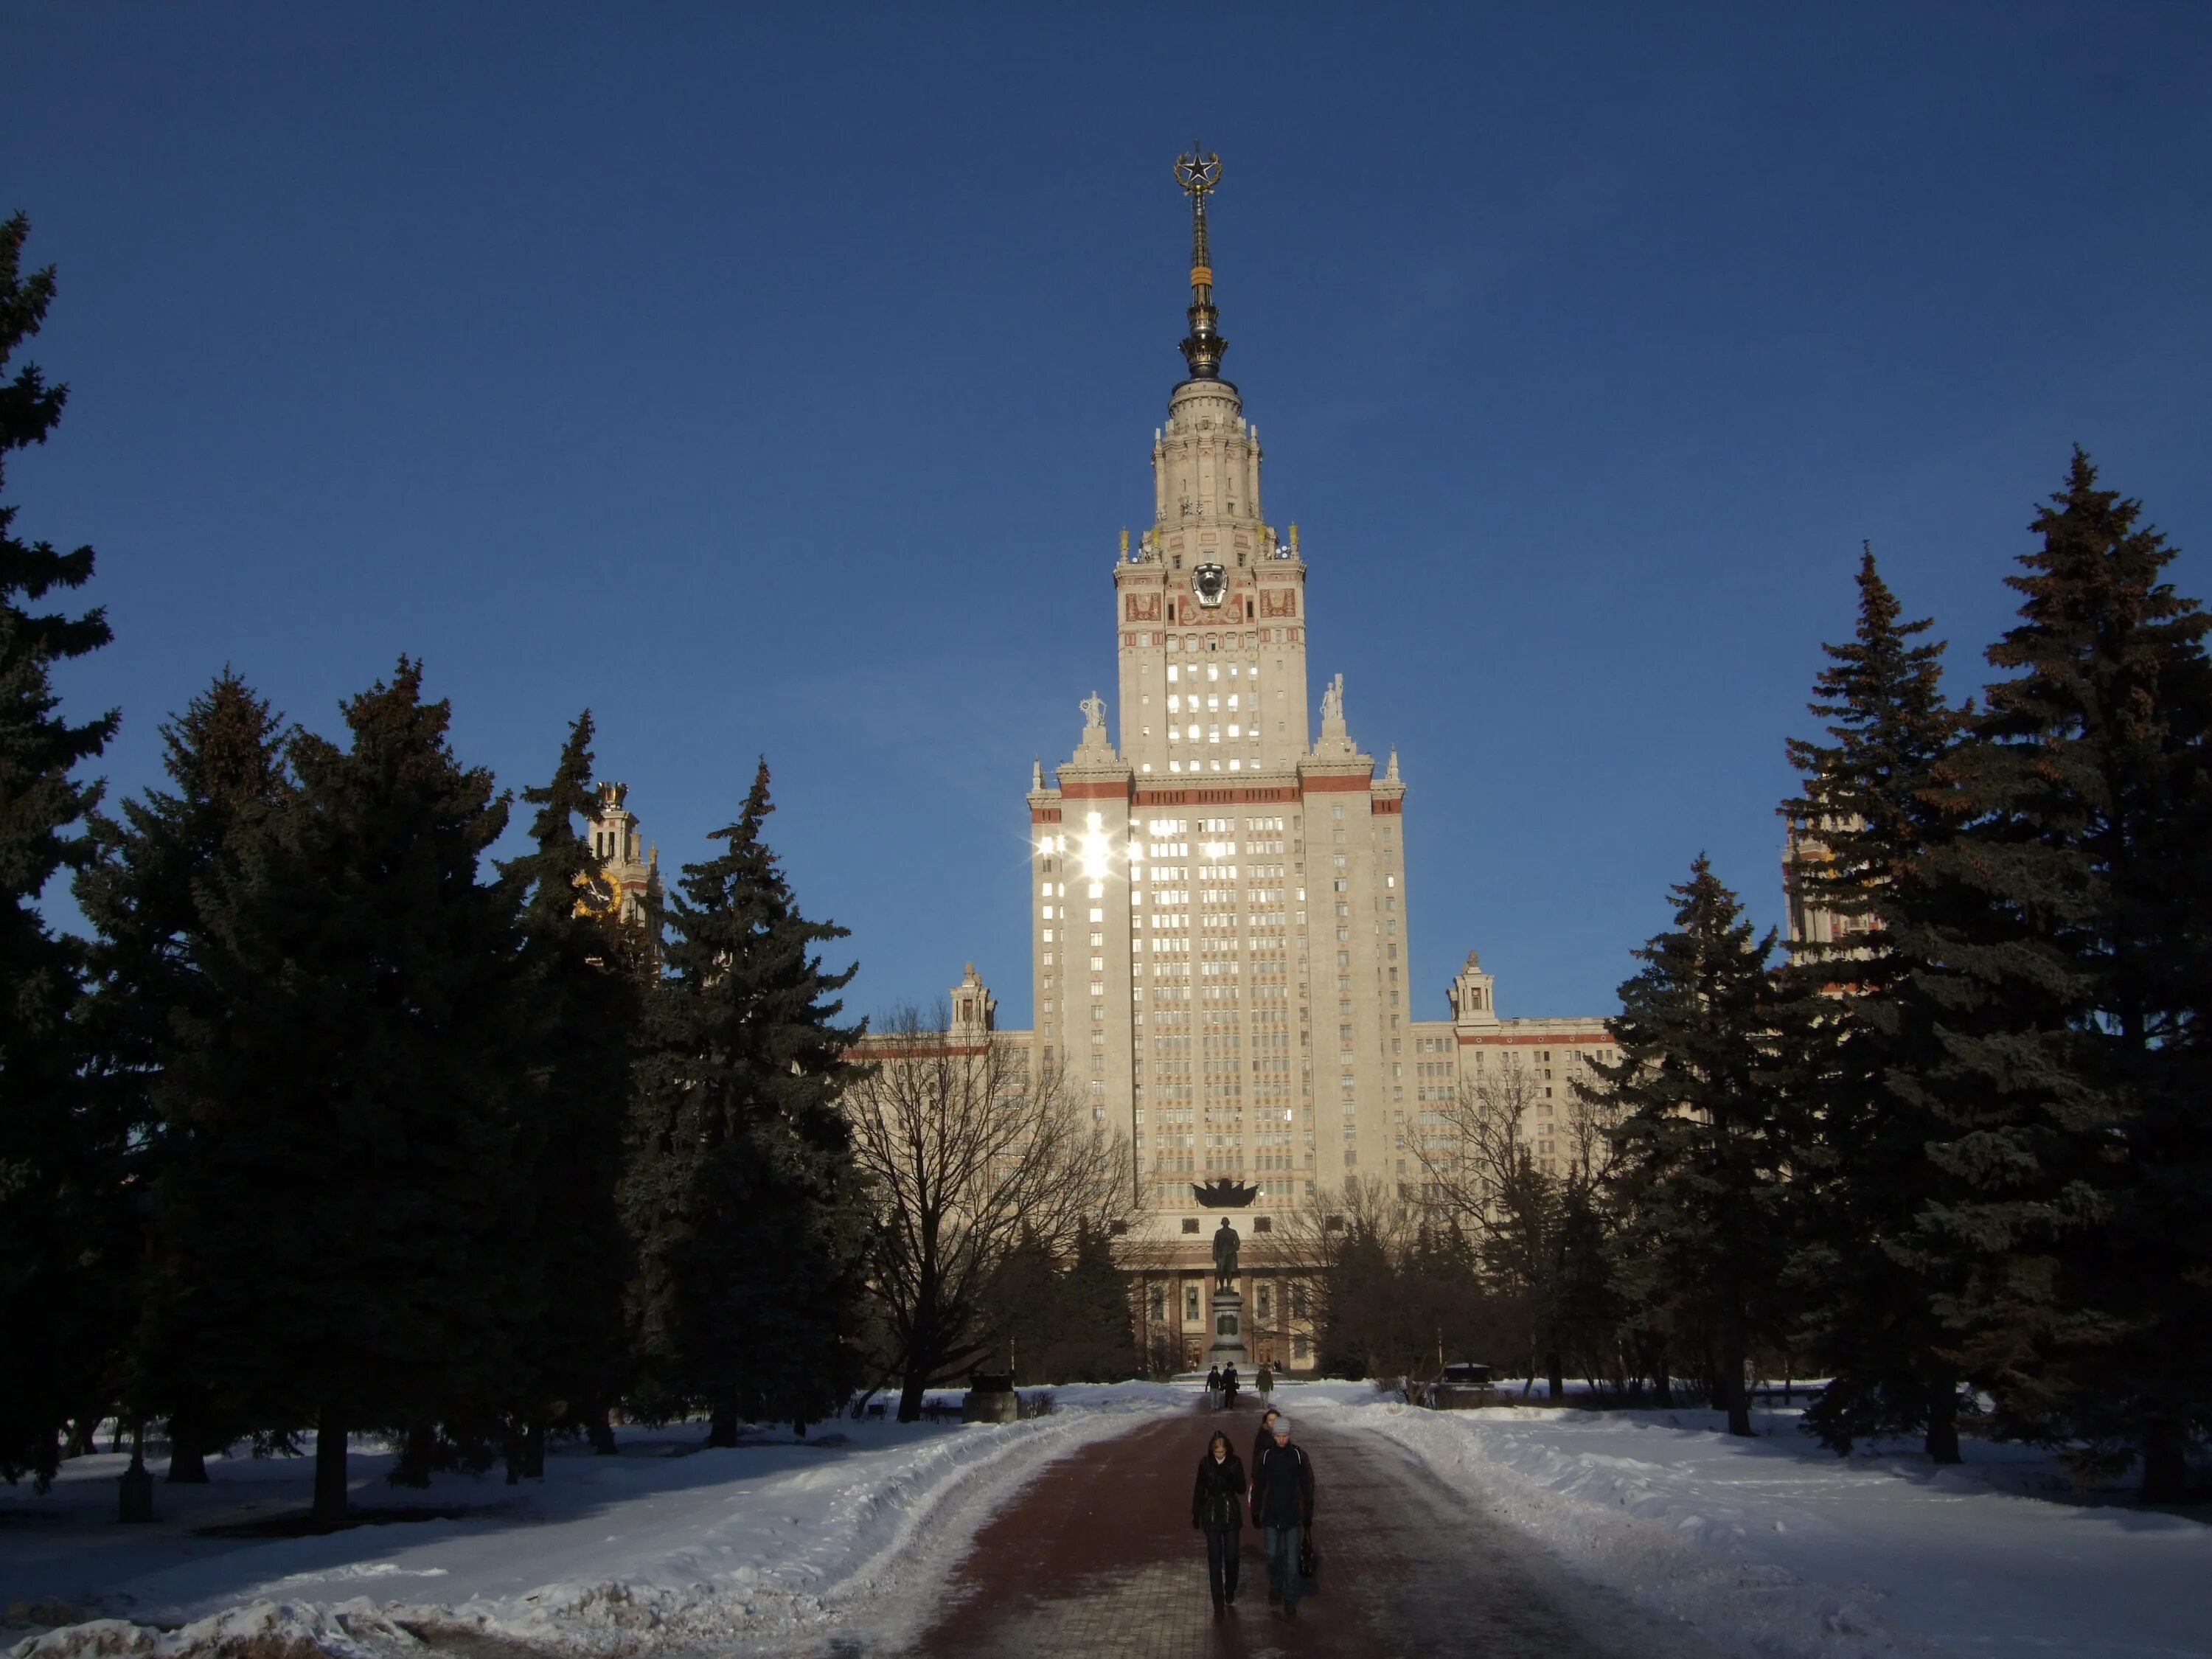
[708,1390,740,1447]
[524,1419,547,1479]
[392,1425,437,1487]
[1719,1338,1751,1438]
[897,1371,929,1424]
[585,1407,616,1455]
[118,1421,154,1523]
[1924,1375,1961,1465]
[1545,1350,1565,1404]
[2140,1423,2189,1505]
[312,1408,349,1523]
[166,1393,215,1482]
[65,1415,100,1458]
[1652,1346,1673,1409]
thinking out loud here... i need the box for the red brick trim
[1031,807,1063,823]
[1133,785,1299,807]
[1455,1031,1613,1047]
[1301,773,1373,793]
[1060,779,1133,801]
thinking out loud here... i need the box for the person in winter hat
[1250,1414,1315,1616]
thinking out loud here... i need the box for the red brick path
[903,1401,1649,1659]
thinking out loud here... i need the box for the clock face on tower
[1193,563,1228,608]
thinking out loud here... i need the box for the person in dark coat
[1205,1363,1223,1410]
[1250,1415,1315,1616]
[1191,1430,1247,1615]
[1250,1405,1279,1475]
[1221,1361,1240,1408]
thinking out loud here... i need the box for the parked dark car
[1417,1362,1495,1410]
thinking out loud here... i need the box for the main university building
[597,158,1618,1374]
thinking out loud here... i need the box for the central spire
[1173,145,1228,380]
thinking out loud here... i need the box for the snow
[2,1388,1181,1659]
[1307,1394,2212,1659]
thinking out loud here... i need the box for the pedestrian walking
[1250,1405,1279,1475]
[1191,1430,1247,1616]
[1221,1361,1240,1409]
[1250,1414,1315,1618]
[1205,1363,1223,1410]
[1256,1361,1273,1404]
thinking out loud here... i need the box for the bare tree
[844,1004,1133,1419]
[1411,1065,1620,1398]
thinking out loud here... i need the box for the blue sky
[7,4,2209,1026]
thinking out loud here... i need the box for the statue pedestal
[1203,1286,1248,1372]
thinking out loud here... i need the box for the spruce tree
[77,672,291,1481]
[625,761,869,1439]
[1594,858,1818,1436]
[1054,1222,1138,1382]
[1910,452,2212,1498]
[1778,552,1972,1459]
[154,661,521,1519]
[495,712,642,1472]
[0,214,120,1489]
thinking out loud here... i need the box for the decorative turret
[1173,146,1228,380]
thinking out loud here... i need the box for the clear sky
[7,4,2209,1027]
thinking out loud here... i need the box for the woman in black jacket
[1191,1430,1247,1615]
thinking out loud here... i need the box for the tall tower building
[867,153,1618,1374]
[1026,150,1411,1225]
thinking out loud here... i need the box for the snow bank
[4,1394,1177,1659]
[1309,1397,2212,1659]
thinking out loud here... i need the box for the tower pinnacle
[1173,145,1228,380]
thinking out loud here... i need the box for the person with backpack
[1250,1414,1315,1617]
[1190,1430,1247,1615]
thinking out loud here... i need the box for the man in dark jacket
[1221,1361,1239,1408]
[1250,1406,1279,1475]
[1249,1416,1315,1616]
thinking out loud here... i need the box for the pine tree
[494,712,642,1472]
[1909,451,2212,1498]
[77,672,291,1481]
[1778,552,1972,1459]
[625,761,869,1439]
[154,661,521,1519]
[1594,858,1818,1436]
[1053,1222,1137,1382]
[0,213,120,1489]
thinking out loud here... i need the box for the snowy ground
[1,1385,1183,1659]
[1307,1392,2212,1659]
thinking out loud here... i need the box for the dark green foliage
[151,661,521,1517]
[0,214,119,1488]
[625,761,870,1439]
[77,672,291,1480]
[495,713,644,1469]
[1778,553,1972,1458]
[1907,452,2212,1498]
[973,1222,1137,1385]
[1596,858,1819,1436]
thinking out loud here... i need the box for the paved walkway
[895,1400,1705,1659]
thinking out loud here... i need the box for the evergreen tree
[77,672,291,1481]
[153,661,521,1519]
[1595,858,1818,1436]
[625,761,869,1439]
[1778,552,1972,1459]
[1052,1222,1138,1382]
[1909,452,2212,1498]
[0,214,119,1489]
[495,713,642,1471]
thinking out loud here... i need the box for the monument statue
[1212,1218,1240,1284]
[1321,672,1344,725]
[1080,690,1107,731]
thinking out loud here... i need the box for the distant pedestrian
[1250,1406,1279,1475]
[1256,1362,1273,1404]
[1191,1430,1247,1615]
[1222,1362,1240,1408]
[1250,1414,1315,1617]
[1205,1363,1223,1410]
